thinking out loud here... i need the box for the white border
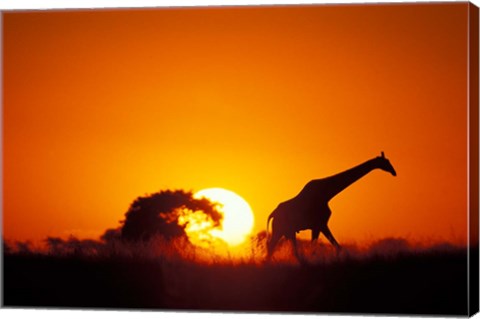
[0,0,478,10]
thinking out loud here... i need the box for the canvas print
[1,2,479,316]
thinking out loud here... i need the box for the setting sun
[194,188,255,246]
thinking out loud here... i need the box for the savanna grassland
[3,236,476,316]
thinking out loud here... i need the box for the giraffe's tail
[266,211,275,242]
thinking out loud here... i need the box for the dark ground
[3,246,476,315]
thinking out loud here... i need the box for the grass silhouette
[3,235,474,315]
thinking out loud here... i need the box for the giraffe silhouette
[267,152,396,259]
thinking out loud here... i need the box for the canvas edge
[0,10,5,309]
[468,1,480,317]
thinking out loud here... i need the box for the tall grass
[3,233,468,266]
[3,234,472,314]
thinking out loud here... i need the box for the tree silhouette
[120,189,222,242]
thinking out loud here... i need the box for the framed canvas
[1,1,479,317]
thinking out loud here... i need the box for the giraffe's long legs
[267,231,281,258]
[322,225,341,251]
[311,228,320,243]
[286,232,301,261]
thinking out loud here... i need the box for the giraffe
[266,151,396,259]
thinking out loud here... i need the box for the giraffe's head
[376,151,397,176]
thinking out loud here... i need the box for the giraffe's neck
[321,158,379,200]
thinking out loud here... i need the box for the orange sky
[2,3,472,245]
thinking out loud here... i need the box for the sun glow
[185,188,254,247]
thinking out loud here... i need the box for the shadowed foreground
[3,243,473,315]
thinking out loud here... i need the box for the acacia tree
[119,189,222,242]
